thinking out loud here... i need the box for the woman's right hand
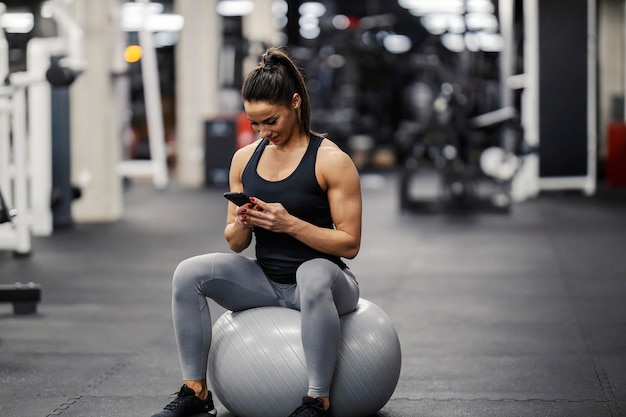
[237,204,256,229]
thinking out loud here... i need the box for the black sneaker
[288,396,327,417]
[151,385,217,417]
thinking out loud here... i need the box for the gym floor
[1,172,625,417]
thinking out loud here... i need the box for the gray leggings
[171,253,360,397]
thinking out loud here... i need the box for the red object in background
[236,112,256,149]
[606,122,626,186]
[346,15,360,29]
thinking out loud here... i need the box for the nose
[259,125,271,139]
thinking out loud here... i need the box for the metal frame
[525,0,598,195]
[115,0,169,189]
[0,78,33,256]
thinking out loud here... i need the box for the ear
[292,93,301,109]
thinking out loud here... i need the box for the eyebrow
[248,114,278,124]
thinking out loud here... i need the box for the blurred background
[2,4,626,415]
[0,0,625,255]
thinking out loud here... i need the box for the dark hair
[241,47,312,135]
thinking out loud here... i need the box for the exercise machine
[396,52,526,213]
[0,1,86,315]
[115,0,169,189]
[0,0,85,256]
[0,70,35,256]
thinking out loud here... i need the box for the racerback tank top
[241,134,346,284]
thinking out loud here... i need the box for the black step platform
[0,282,42,315]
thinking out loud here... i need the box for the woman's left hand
[240,197,296,234]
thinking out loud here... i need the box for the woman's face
[244,95,301,145]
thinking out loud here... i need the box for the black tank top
[241,134,346,284]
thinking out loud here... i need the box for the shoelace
[163,391,194,410]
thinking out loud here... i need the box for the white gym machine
[114,0,170,190]
[0,3,35,256]
[0,0,86,256]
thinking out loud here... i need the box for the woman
[151,47,362,417]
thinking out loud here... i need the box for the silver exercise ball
[208,298,401,417]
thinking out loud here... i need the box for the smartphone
[223,192,251,206]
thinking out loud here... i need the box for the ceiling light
[298,15,319,31]
[299,2,326,18]
[465,13,498,32]
[421,14,465,35]
[122,13,184,32]
[441,33,465,52]
[466,0,495,13]
[404,0,464,16]
[121,2,164,16]
[300,25,320,39]
[383,34,412,54]
[478,31,504,52]
[1,12,34,34]
[420,15,447,35]
[217,0,254,17]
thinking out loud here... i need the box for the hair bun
[262,52,276,67]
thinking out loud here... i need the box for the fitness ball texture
[208,298,401,417]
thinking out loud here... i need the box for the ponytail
[242,47,313,135]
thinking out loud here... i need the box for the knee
[172,254,215,296]
[296,259,337,304]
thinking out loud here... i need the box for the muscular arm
[293,147,362,258]
[224,144,257,252]
[246,144,362,259]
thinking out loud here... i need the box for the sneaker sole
[190,409,217,417]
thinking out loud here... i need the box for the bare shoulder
[233,139,262,161]
[316,138,359,189]
[229,139,262,187]
[318,138,353,166]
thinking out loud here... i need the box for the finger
[238,203,255,214]
[249,197,266,211]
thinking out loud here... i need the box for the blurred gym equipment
[0,0,85,254]
[395,51,526,213]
